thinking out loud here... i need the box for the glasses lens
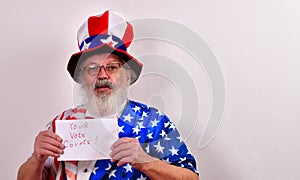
[84,63,121,76]
[84,64,100,76]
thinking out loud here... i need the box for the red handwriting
[70,132,86,139]
[63,139,91,148]
[62,121,101,149]
[69,122,88,130]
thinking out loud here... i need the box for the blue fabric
[90,100,197,179]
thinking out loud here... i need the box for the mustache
[93,79,114,89]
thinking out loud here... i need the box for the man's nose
[97,66,109,79]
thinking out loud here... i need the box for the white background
[1,0,300,179]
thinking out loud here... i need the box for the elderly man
[17,10,199,180]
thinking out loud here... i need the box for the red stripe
[59,111,65,120]
[122,22,134,48]
[72,108,86,114]
[88,10,109,36]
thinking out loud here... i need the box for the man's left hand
[110,137,156,166]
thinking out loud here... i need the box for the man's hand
[110,137,156,167]
[32,129,64,164]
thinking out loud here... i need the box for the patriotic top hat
[67,10,143,84]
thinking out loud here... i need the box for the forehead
[83,53,123,65]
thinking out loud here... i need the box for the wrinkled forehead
[83,53,124,66]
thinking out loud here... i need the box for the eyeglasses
[83,62,122,76]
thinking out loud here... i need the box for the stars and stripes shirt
[46,100,198,180]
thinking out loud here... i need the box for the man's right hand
[32,129,64,164]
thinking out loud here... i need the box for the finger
[117,160,130,167]
[110,141,132,157]
[38,141,64,154]
[43,130,63,142]
[36,148,62,158]
[36,131,64,149]
[39,137,65,149]
[111,148,135,164]
[111,137,134,149]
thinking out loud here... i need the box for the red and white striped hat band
[67,10,143,84]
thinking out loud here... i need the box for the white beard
[87,84,129,117]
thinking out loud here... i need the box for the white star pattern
[169,122,176,130]
[164,121,169,128]
[169,146,179,156]
[92,167,99,175]
[147,132,153,139]
[142,111,148,118]
[108,169,117,178]
[105,163,112,171]
[123,163,133,173]
[154,141,165,153]
[151,118,159,127]
[156,110,164,116]
[132,106,141,113]
[123,113,134,122]
[132,125,141,135]
[67,101,197,179]
[118,125,125,133]
[137,174,147,180]
[179,157,187,163]
[164,135,171,141]
[176,136,183,143]
[162,158,170,163]
[100,35,118,47]
[188,162,194,167]
[81,41,91,50]
[137,121,145,128]
[145,144,150,153]
[160,130,166,137]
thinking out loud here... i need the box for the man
[17,10,199,180]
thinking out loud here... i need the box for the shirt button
[83,168,88,173]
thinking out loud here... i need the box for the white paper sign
[55,118,118,161]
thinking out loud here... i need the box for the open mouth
[94,79,114,91]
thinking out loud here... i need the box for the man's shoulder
[127,100,167,118]
[128,100,158,112]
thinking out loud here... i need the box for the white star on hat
[100,35,118,47]
[81,41,91,50]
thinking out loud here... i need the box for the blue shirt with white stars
[89,100,198,180]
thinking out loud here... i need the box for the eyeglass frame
[82,62,123,76]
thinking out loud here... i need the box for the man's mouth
[94,79,114,91]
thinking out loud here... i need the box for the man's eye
[87,66,100,73]
[89,66,99,70]
[106,65,118,71]
[109,66,117,69]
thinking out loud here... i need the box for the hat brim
[67,44,143,84]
